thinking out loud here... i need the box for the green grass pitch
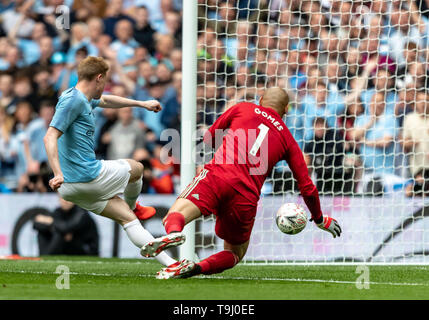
[0,256,428,300]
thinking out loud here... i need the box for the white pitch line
[11,259,429,268]
[2,269,429,287]
[20,259,146,265]
[202,275,429,287]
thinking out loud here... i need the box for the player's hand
[316,216,342,238]
[141,100,162,113]
[49,174,64,191]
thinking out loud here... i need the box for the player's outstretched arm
[99,95,162,112]
[284,135,342,238]
[43,127,64,191]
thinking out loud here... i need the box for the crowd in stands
[0,0,182,194]
[1,0,429,197]
[196,0,429,197]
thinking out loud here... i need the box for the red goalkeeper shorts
[179,168,257,245]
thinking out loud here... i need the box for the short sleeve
[50,97,83,133]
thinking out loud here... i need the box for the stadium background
[0,0,429,262]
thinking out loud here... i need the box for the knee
[225,241,249,262]
[136,161,144,176]
[236,250,246,262]
[128,160,144,183]
[228,247,246,262]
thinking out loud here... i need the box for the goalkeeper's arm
[284,139,342,238]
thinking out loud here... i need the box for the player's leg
[140,198,201,257]
[142,169,217,258]
[163,198,202,232]
[123,159,155,220]
[155,240,249,279]
[195,240,248,275]
[156,192,256,279]
[101,196,176,266]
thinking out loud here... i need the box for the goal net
[188,0,429,264]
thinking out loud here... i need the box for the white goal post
[181,0,429,264]
[180,0,198,261]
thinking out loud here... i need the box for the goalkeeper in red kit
[141,87,342,279]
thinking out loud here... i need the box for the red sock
[197,250,239,275]
[163,212,185,234]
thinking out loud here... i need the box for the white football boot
[156,259,199,279]
[140,232,186,257]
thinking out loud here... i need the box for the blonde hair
[77,56,109,81]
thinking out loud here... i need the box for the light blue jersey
[50,87,102,183]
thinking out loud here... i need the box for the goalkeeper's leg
[195,240,248,275]
[101,196,176,267]
[156,240,248,279]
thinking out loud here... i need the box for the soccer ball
[276,203,308,235]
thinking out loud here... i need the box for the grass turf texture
[0,256,428,299]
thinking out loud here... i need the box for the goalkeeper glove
[316,216,342,238]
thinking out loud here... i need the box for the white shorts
[58,159,131,214]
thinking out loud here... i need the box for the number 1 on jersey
[249,123,269,156]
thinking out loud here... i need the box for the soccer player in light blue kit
[44,56,176,266]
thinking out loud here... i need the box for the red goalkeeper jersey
[203,102,323,222]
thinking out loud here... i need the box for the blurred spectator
[110,19,139,65]
[301,58,373,142]
[159,10,182,46]
[223,20,255,62]
[0,106,19,191]
[20,100,55,192]
[1,0,429,197]
[66,22,98,64]
[405,168,429,197]
[388,3,427,69]
[13,74,38,109]
[0,44,23,72]
[401,90,429,177]
[33,198,99,256]
[87,17,105,50]
[161,82,181,130]
[350,92,400,192]
[361,65,397,115]
[104,107,146,160]
[284,49,306,93]
[95,108,118,159]
[73,0,107,19]
[169,48,182,71]
[33,67,57,110]
[304,117,357,195]
[154,34,175,63]
[0,73,16,115]
[59,46,88,93]
[103,0,134,39]
[1,0,35,38]
[148,144,175,194]
[395,85,419,129]
[134,0,164,33]
[133,6,156,55]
